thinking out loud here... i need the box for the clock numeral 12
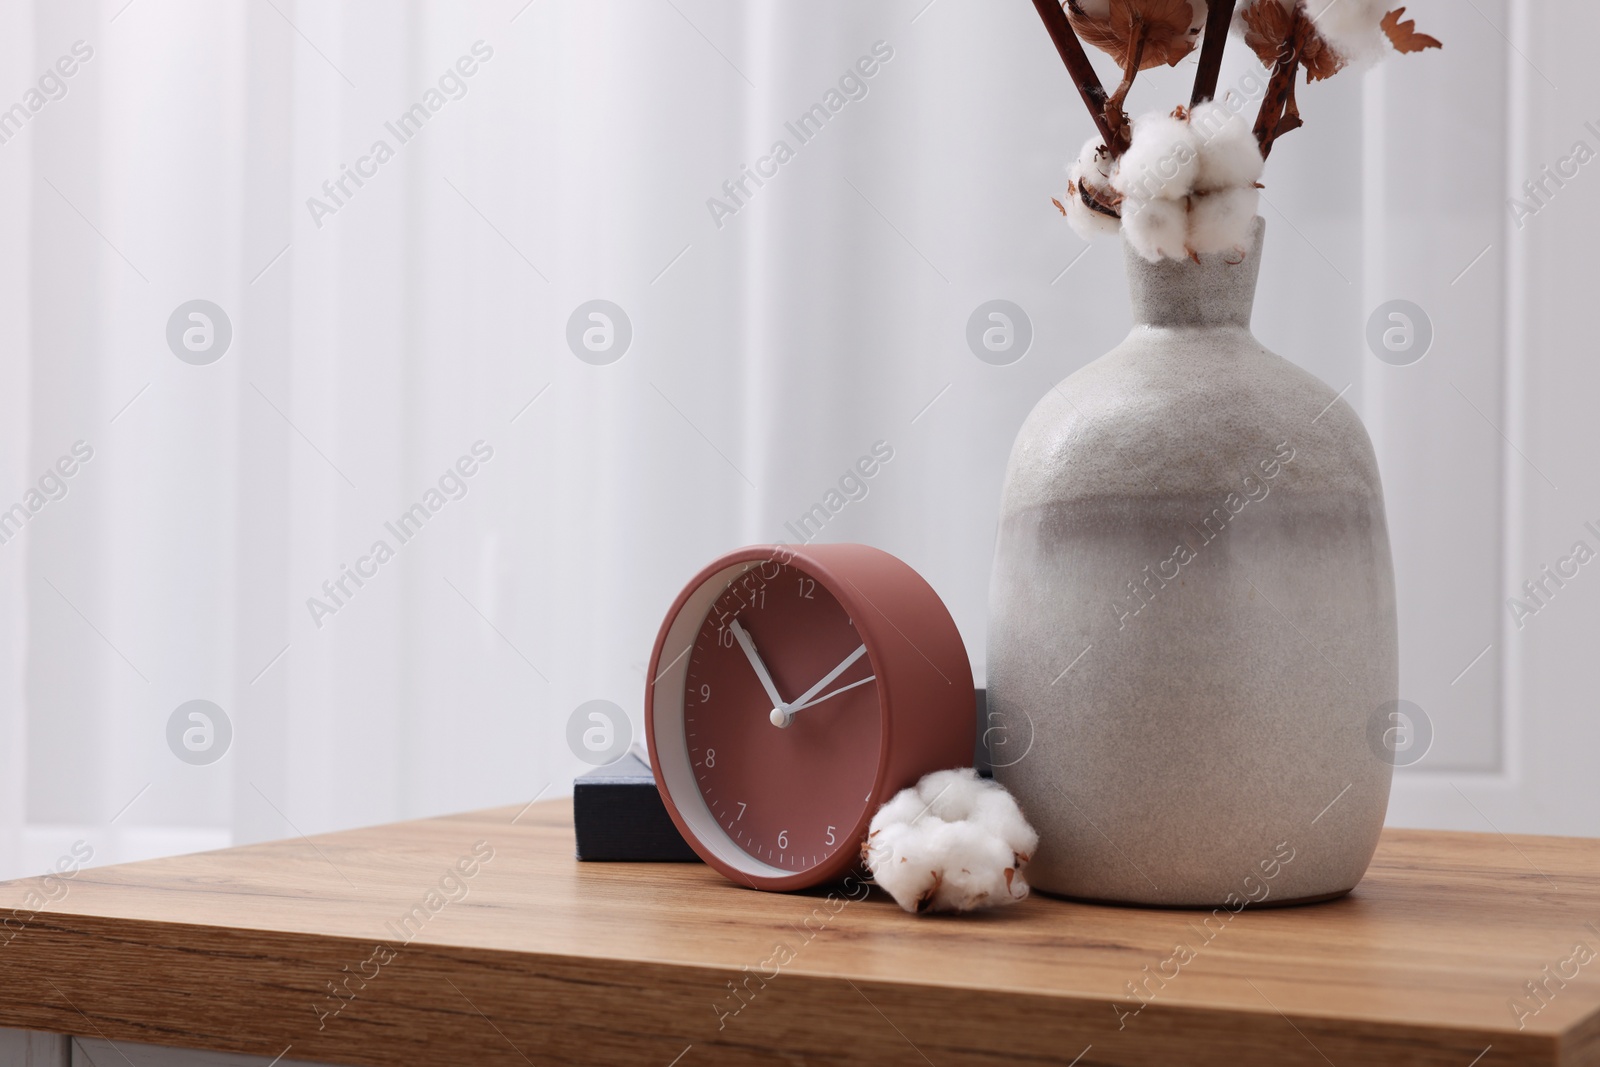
[797,578,815,599]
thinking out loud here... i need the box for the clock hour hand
[770,643,868,728]
[730,619,788,716]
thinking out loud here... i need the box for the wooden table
[2,800,1598,1066]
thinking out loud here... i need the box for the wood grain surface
[1,800,1598,1066]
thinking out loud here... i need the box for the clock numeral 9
[777,830,788,850]
[704,748,716,768]
[699,683,711,702]
[797,578,815,599]
[825,825,836,846]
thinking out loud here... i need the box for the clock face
[681,560,882,874]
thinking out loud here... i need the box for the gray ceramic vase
[987,218,1397,907]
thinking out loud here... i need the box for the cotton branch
[1253,6,1304,157]
[1190,0,1238,107]
[1029,0,1122,153]
[1106,17,1149,131]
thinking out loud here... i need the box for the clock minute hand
[771,644,868,727]
[730,619,788,714]
[785,673,877,713]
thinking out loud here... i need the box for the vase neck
[1124,216,1265,329]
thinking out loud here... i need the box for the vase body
[987,219,1397,906]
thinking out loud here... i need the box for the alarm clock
[645,543,974,891]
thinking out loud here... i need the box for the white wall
[0,0,1592,881]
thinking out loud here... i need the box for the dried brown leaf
[1066,0,1200,70]
[1065,0,1127,59]
[1052,196,1068,216]
[1239,0,1292,67]
[1381,7,1442,54]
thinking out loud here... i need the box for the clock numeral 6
[797,578,815,599]
[825,825,836,846]
[704,748,716,768]
[777,830,788,850]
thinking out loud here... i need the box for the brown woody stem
[1253,7,1303,157]
[1029,0,1120,152]
[1190,0,1238,107]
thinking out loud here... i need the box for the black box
[573,752,700,862]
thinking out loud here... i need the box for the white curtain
[0,0,1582,881]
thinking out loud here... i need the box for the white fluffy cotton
[1111,112,1200,202]
[1188,185,1260,254]
[1188,101,1265,192]
[863,768,1038,914]
[1304,0,1392,66]
[1058,106,1263,260]
[1121,195,1189,263]
[1064,137,1122,240]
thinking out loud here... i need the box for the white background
[0,0,1594,881]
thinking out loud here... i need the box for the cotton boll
[868,815,1030,914]
[1188,102,1264,192]
[1064,138,1122,240]
[1304,0,1390,66]
[864,769,1038,914]
[1188,186,1260,255]
[1112,112,1200,202]
[1122,196,1189,262]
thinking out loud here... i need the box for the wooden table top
[1,799,1598,1066]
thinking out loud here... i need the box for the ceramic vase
[987,218,1397,906]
